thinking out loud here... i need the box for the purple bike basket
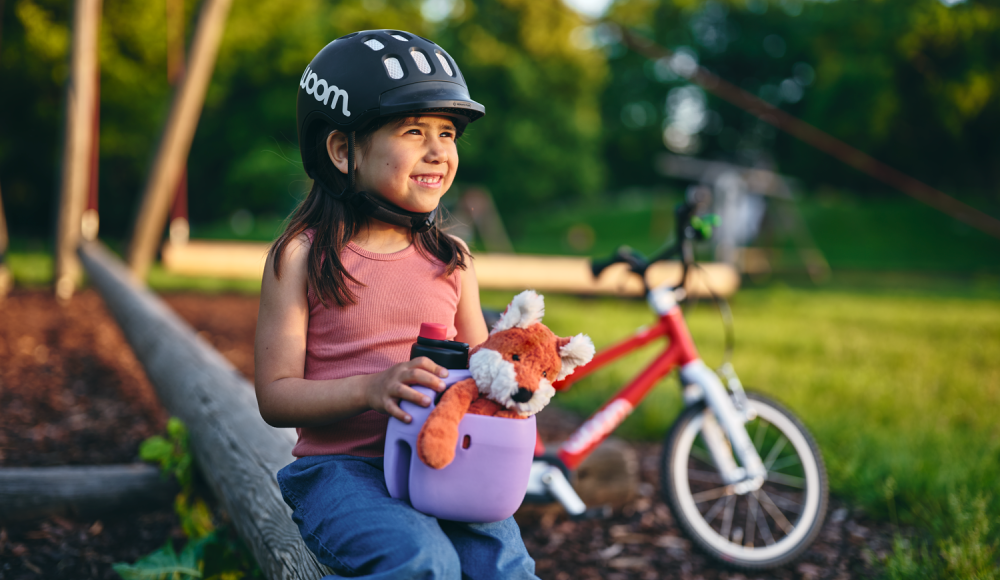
[384,370,537,523]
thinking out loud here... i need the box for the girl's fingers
[403,368,446,392]
[393,384,432,407]
[410,356,449,379]
[383,398,411,423]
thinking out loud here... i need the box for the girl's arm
[452,241,489,348]
[254,234,447,428]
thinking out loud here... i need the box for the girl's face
[331,115,459,215]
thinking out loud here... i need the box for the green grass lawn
[482,287,1000,577]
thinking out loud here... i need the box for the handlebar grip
[591,256,617,279]
[591,246,648,279]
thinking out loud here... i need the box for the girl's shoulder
[273,232,312,262]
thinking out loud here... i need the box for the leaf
[139,436,174,466]
[176,492,215,540]
[167,417,189,443]
[113,540,202,580]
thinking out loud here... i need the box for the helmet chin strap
[339,131,437,233]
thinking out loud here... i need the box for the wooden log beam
[160,240,741,298]
[126,0,232,281]
[54,0,102,301]
[78,241,332,579]
[0,464,175,525]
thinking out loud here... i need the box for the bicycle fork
[680,360,767,494]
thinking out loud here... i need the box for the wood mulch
[1,289,891,579]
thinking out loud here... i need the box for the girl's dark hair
[270,116,469,307]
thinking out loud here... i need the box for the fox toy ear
[555,334,596,381]
[491,290,545,334]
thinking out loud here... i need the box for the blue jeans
[277,454,539,579]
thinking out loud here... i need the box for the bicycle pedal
[527,461,589,517]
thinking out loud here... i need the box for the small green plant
[112,528,258,580]
[939,493,998,580]
[880,491,999,579]
[139,417,215,539]
[115,418,262,580]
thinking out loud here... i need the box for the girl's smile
[411,173,444,188]
[328,115,459,216]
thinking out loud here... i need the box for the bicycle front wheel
[660,392,827,570]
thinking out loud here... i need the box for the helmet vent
[384,57,405,80]
[363,39,385,51]
[410,49,432,74]
[391,34,409,42]
[435,51,454,76]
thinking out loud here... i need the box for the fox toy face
[470,292,595,416]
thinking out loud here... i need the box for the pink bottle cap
[419,323,447,341]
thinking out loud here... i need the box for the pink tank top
[292,240,462,458]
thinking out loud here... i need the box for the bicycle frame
[544,286,767,488]
[548,292,697,470]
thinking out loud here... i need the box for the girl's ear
[326,131,350,175]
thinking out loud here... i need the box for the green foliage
[113,529,261,580]
[140,417,194,489]
[882,492,999,579]
[113,538,202,580]
[139,418,214,540]
[938,493,999,579]
[600,0,1000,197]
[122,418,262,579]
[0,0,606,238]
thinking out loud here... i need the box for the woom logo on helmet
[300,66,351,117]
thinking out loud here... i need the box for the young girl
[254,31,539,579]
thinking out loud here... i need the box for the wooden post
[0,181,11,300]
[127,0,232,280]
[79,241,333,579]
[54,0,102,301]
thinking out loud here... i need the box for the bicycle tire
[660,392,828,570]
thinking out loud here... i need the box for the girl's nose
[424,139,450,164]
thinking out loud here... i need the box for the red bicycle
[524,197,828,570]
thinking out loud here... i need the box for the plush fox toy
[417,290,595,469]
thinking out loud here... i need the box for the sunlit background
[2,0,1000,577]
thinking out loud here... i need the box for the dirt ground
[0,289,891,579]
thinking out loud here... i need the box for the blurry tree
[599,0,1000,200]
[0,0,607,238]
[2,0,998,240]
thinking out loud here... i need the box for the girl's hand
[368,357,449,423]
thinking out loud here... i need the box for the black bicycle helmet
[297,30,485,231]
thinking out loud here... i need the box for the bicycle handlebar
[591,201,720,292]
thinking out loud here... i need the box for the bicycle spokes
[686,414,810,548]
